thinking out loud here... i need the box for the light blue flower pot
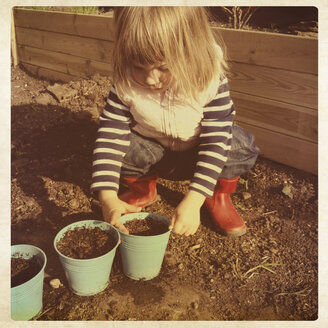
[119,212,171,280]
[11,244,47,321]
[54,220,120,296]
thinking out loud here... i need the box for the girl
[91,7,259,236]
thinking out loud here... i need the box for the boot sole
[218,227,247,237]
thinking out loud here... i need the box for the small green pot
[54,220,120,296]
[11,244,47,320]
[119,212,171,280]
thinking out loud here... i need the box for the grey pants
[121,125,259,180]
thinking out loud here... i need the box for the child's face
[130,62,172,93]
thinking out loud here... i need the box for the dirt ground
[11,62,318,321]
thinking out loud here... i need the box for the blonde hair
[113,7,228,101]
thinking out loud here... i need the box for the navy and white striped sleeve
[189,77,235,198]
[91,86,132,193]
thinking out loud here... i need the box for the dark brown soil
[56,227,117,259]
[10,65,318,320]
[124,217,169,236]
[11,256,42,287]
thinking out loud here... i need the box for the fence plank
[21,62,76,82]
[213,27,318,74]
[11,9,19,66]
[16,27,114,63]
[17,45,113,77]
[237,121,318,174]
[13,8,115,41]
[232,91,318,143]
[228,62,318,110]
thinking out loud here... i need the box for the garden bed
[11,65,318,320]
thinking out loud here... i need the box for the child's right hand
[169,190,205,236]
[99,190,141,233]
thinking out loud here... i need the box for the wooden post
[11,8,19,66]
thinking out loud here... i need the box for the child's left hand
[169,190,206,236]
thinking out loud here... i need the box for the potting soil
[124,217,169,236]
[11,256,42,287]
[56,227,117,259]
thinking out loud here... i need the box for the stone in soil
[124,217,169,236]
[56,227,117,259]
[11,256,42,287]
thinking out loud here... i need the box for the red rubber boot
[204,176,246,236]
[118,174,158,207]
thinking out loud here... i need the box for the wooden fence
[12,8,318,174]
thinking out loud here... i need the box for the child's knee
[226,125,259,165]
[123,133,164,170]
[231,125,258,152]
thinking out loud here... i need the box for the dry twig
[222,6,258,29]
[232,256,280,280]
[274,286,312,298]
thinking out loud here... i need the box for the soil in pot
[124,217,169,236]
[11,256,42,287]
[56,227,117,259]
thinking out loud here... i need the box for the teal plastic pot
[119,212,171,280]
[11,244,47,321]
[54,220,120,296]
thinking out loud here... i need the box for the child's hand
[99,190,141,233]
[169,190,206,236]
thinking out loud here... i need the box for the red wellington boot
[204,176,246,236]
[118,174,158,207]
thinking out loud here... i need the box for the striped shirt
[91,78,235,198]
[189,80,234,197]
